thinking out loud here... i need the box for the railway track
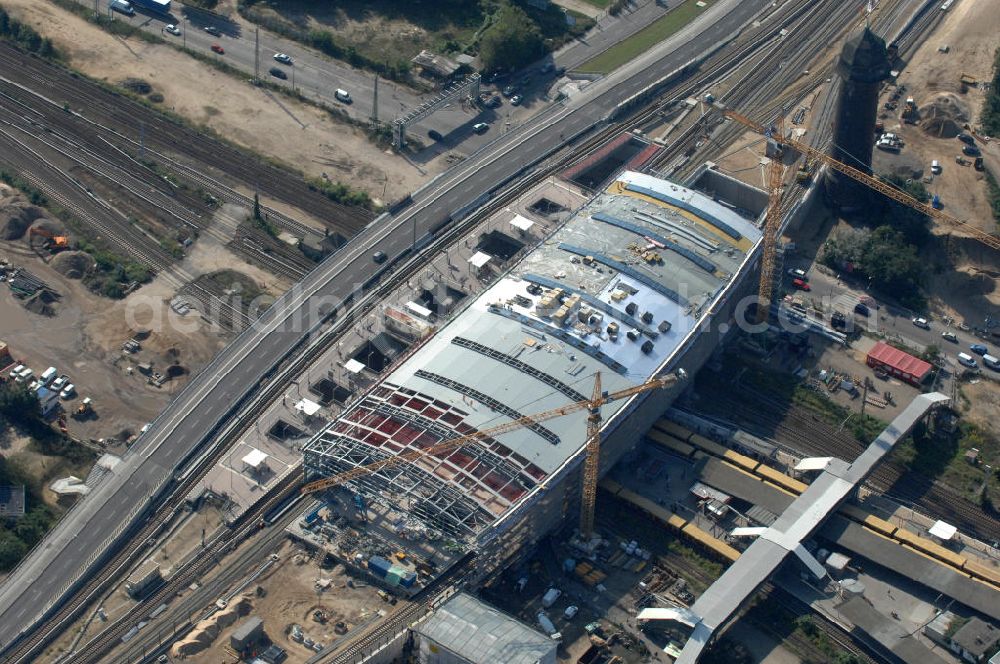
[0,47,372,237]
[699,384,1000,542]
[0,0,936,659]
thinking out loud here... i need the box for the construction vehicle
[28,228,70,254]
[301,370,686,538]
[723,109,1000,252]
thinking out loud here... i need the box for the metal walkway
[662,392,950,663]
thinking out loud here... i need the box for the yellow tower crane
[723,109,1000,252]
[756,118,786,324]
[301,370,686,538]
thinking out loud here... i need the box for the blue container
[368,556,391,577]
[400,572,417,588]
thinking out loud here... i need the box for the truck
[109,0,135,16]
[541,587,562,608]
[129,0,171,12]
[536,613,561,641]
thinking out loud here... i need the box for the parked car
[211,44,225,54]
[15,367,33,383]
[791,278,810,291]
[510,94,523,106]
[970,343,989,355]
[912,316,930,330]
[485,95,502,108]
[60,384,76,399]
[502,85,516,97]
[472,122,489,134]
[853,302,869,317]
[273,53,293,65]
[941,331,958,343]
[787,268,808,280]
[269,67,287,80]
[204,26,221,36]
[51,375,69,392]
[962,145,981,157]
[335,89,352,103]
[163,24,181,36]
[8,364,25,379]
[957,133,975,145]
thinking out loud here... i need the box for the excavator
[28,227,70,255]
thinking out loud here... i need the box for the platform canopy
[344,358,366,374]
[295,398,322,417]
[928,520,957,541]
[242,449,268,469]
[510,214,535,231]
[468,251,492,269]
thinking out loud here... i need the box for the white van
[40,366,58,385]
[983,354,1000,371]
[957,352,978,368]
[334,89,352,103]
[931,159,941,174]
[109,0,135,15]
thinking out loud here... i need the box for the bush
[307,178,373,209]
[982,48,1000,137]
[820,226,926,308]
[0,8,60,59]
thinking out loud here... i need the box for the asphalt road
[0,0,774,655]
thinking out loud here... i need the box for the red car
[792,278,811,291]
[211,44,225,54]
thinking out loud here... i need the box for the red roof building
[866,341,932,386]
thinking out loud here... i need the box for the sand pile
[0,197,46,240]
[51,251,94,279]
[921,94,969,138]
[23,289,58,317]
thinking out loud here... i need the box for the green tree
[0,530,27,572]
[479,3,545,73]
[14,507,53,548]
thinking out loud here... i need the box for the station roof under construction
[303,170,763,544]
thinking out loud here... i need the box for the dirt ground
[179,539,396,664]
[0,242,224,446]
[0,0,430,202]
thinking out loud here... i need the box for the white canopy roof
[795,456,833,472]
[928,520,957,541]
[730,527,767,538]
[344,358,366,374]
[468,251,492,268]
[510,214,535,231]
[242,449,268,469]
[295,398,322,416]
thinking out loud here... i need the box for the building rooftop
[414,593,557,664]
[0,485,26,518]
[952,617,1000,659]
[303,171,762,544]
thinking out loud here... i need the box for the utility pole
[371,73,379,127]
[253,26,260,84]
[93,0,98,19]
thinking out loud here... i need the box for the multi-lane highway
[0,0,779,656]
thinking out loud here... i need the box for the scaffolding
[392,74,481,149]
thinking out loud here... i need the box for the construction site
[1,0,999,663]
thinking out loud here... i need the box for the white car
[164,24,181,36]
[912,317,930,330]
[60,384,76,399]
[8,364,25,379]
[472,122,489,134]
[15,368,33,383]
[273,53,293,65]
[787,268,807,280]
[957,352,978,368]
[51,375,69,392]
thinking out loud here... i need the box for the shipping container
[368,556,391,577]
[541,587,561,608]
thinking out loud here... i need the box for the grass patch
[986,169,1000,229]
[577,0,716,73]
